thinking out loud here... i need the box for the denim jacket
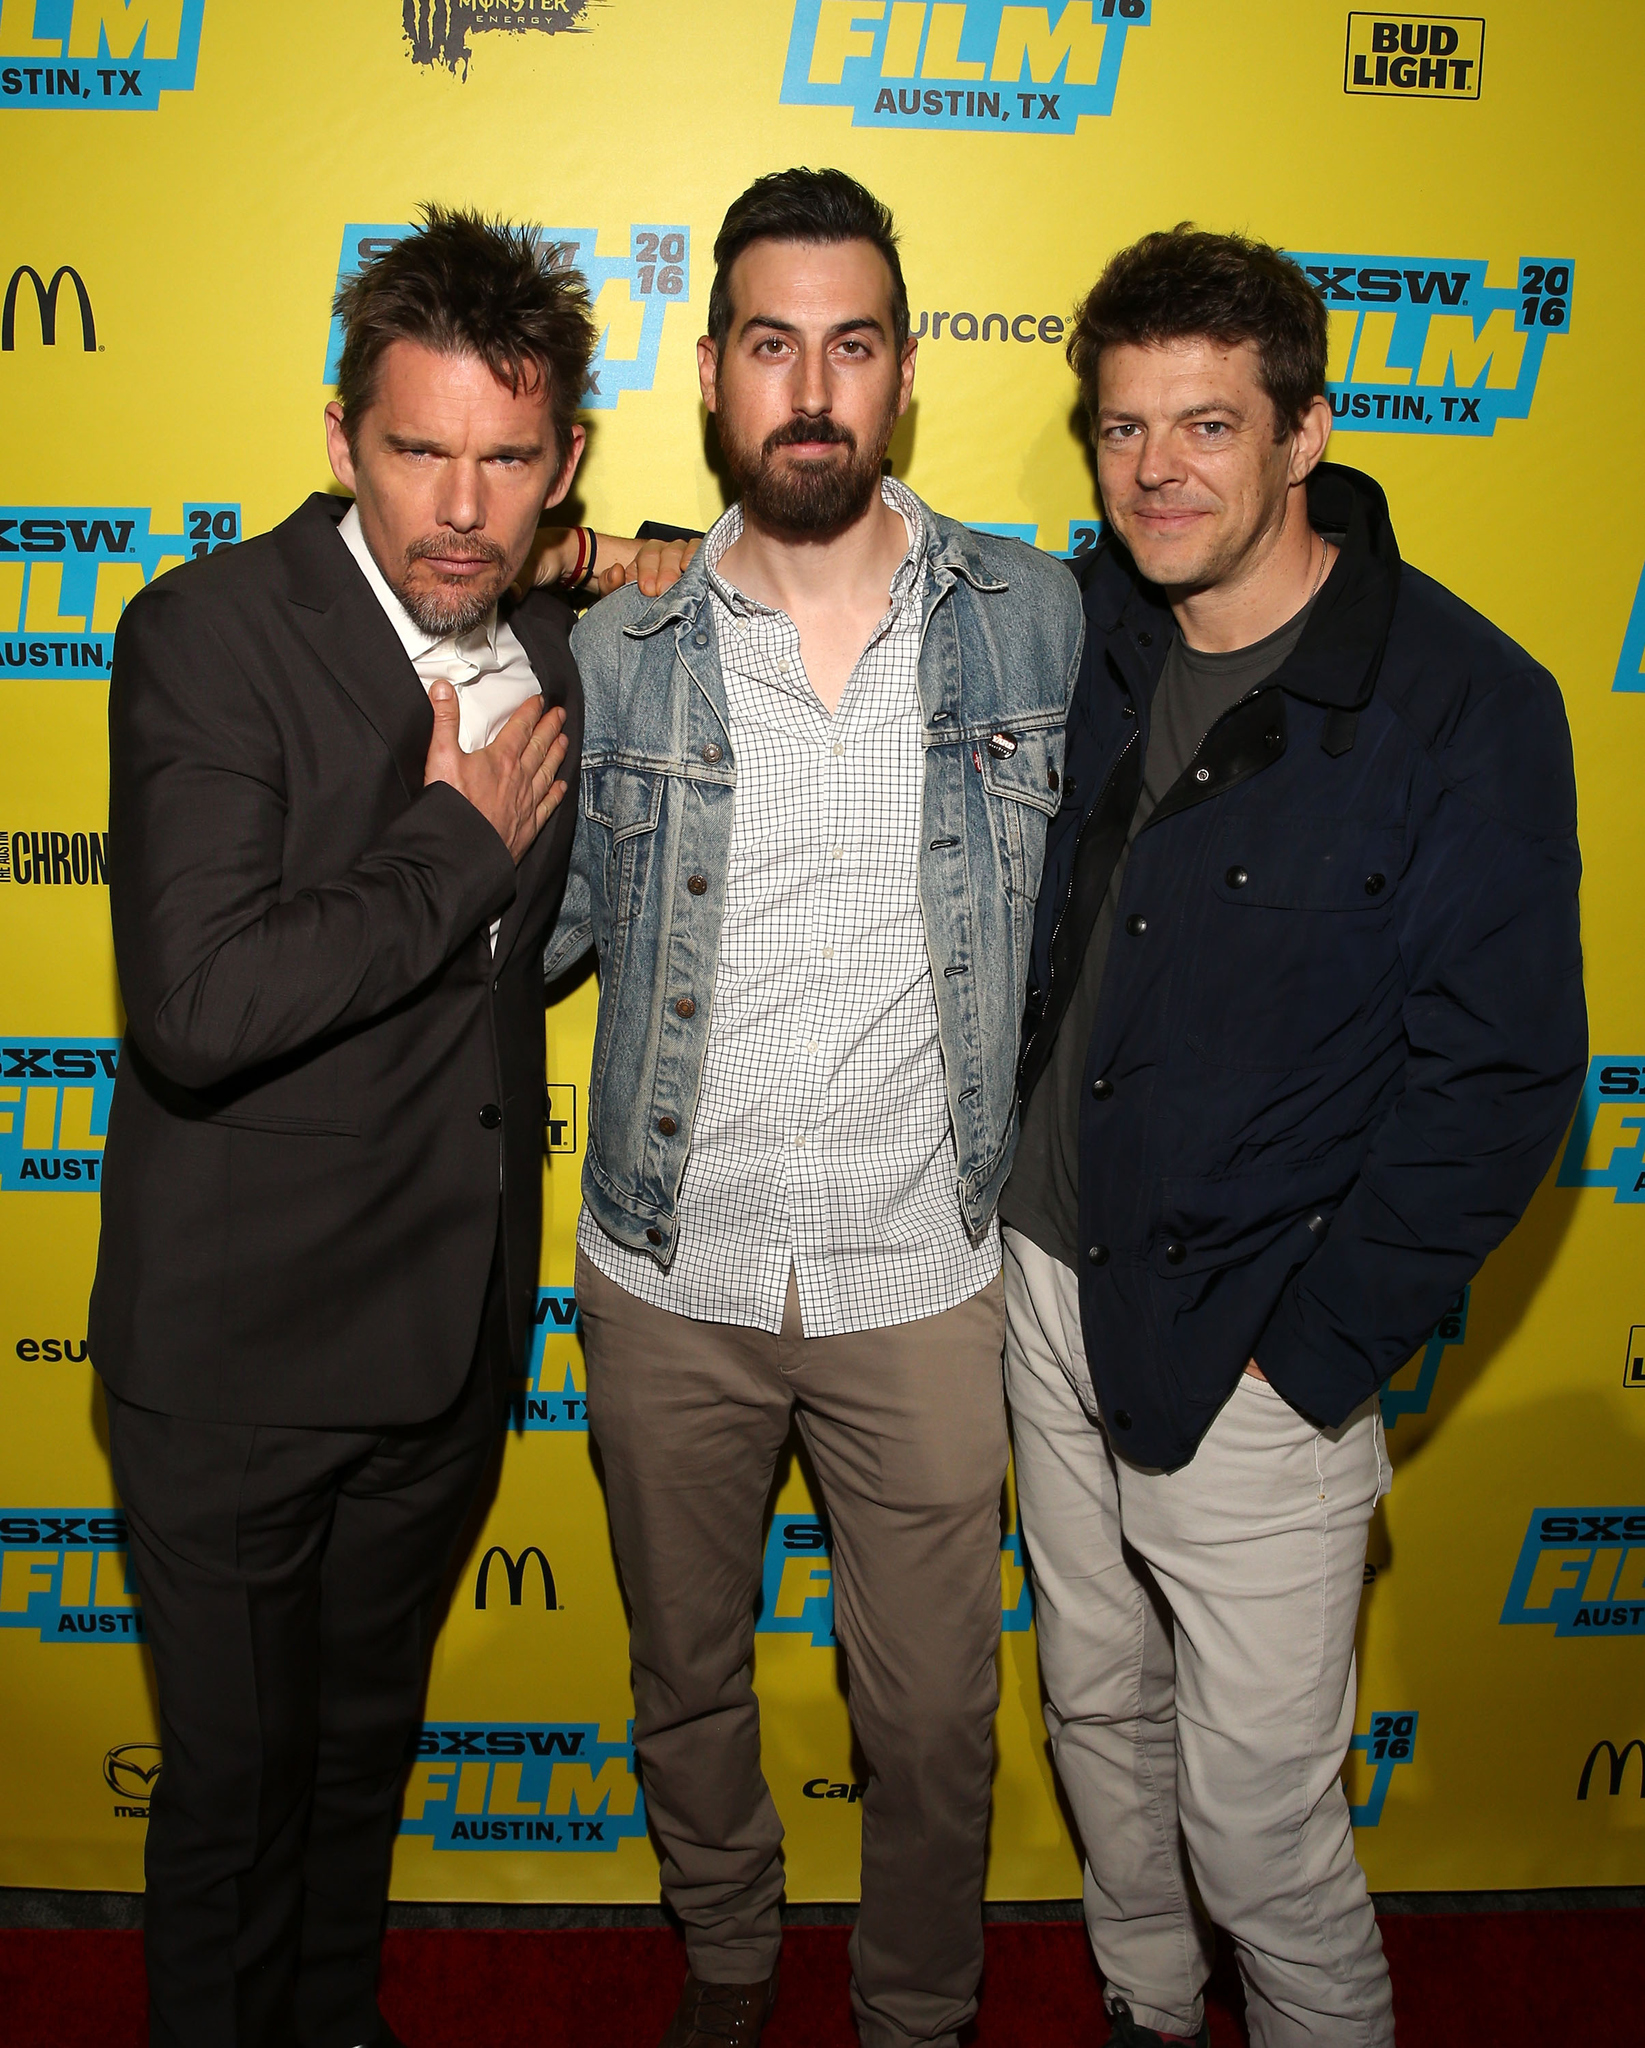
[543,497,1085,1264]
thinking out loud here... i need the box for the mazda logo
[103,1742,162,1803]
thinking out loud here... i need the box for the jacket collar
[1092,461,1403,713]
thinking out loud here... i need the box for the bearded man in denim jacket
[543,170,1082,2048]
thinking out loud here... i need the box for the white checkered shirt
[578,478,1000,1335]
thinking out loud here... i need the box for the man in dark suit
[89,206,597,2048]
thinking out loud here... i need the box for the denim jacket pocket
[584,763,665,926]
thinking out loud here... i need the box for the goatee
[393,532,509,637]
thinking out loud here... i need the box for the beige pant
[1002,1230,1395,2048]
[576,1249,1009,2048]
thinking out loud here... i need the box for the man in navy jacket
[998,228,1585,2048]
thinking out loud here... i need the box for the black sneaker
[1101,1995,1210,2047]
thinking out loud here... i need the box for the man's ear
[324,400,357,494]
[1289,393,1333,482]
[697,334,720,415]
[543,422,588,511]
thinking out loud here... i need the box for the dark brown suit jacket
[89,492,582,1426]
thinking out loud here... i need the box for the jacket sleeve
[1255,665,1587,1426]
[108,583,519,1092]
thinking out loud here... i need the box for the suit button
[1087,1244,1109,1267]
[1125,914,1147,937]
[687,874,708,895]
[1137,631,1153,647]
[700,742,723,763]
[478,1104,502,1129]
[656,1115,677,1136]
[1090,1077,1112,1100]
[674,996,696,1018]
[1113,1409,1133,1430]
[1226,866,1248,889]
[1164,1241,1185,1265]
[1365,873,1386,896]
[645,1227,662,1244]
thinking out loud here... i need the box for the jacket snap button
[687,874,708,895]
[700,742,723,763]
[645,1226,662,1245]
[1226,866,1248,888]
[674,996,696,1018]
[1164,1241,1186,1265]
[1087,1244,1109,1267]
[1125,914,1147,936]
[1091,1077,1112,1100]
[478,1103,502,1130]
[1113,1409,1133,1430]
[1364,873,1386,896]
[656,1115,677,1136]
[1137,631,1153,647]
[692,629,709,648]
[1047,767,1060,791]
[1194,767,1210,783]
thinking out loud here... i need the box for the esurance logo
[401,1723,645,1851]
[0,1510,143,1641]
[0,1,205,109]
[1380,1287,1467,1426]
[756,1511,1033,1647]
[1346,1709,1418,1826]
[1344,15,1482,99]
[0,503,239,676]
[0,1040,118,1190]
[325,225,689,409]
[507,1287,586,1433]
[1556,1058,1645,1202]
[782,1,1151,133]
[1501,1508,1645,1637]
[3,263,94,349]
[1295,252,1572,436]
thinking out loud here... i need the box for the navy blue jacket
[1020,463,1586,1469]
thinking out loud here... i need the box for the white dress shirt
[579,478,1000,1338]
[339,505,540,952]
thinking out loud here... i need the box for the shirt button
[1165,1241,1186,1265]
[687,874,708,895]
[822,945,834,959]
[1113,1408,1133,1430]
[795,1135,807,1149]
[1090,1077,1113,1100]
[478,1104,502,1129]
[831,743,845,757]
[1087,1244,1109,1267]
[656,1115,677,1136]
[1125,914,1147,937]
[806,1040,818,1053]
[645,1226,663,1245]
[831,847,842,861]
[674,996,696,1018]
[1226,866,1249,889]
[700,743,723,763]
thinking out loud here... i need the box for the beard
[718,399,899,540]
[391,531,510,637]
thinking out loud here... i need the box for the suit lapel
[277,494,433,799]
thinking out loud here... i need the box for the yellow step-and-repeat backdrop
[2,0,1643,1902]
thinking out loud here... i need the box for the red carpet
[2,1913,1640,2044]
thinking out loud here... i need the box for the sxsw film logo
[1613,565,1645,694]
[1346,1709,1418,1826]
[3,263,95,350]
[507,1287,586,1433]
[1555,1058,1645,1203]
[325,225,690,410]
[1500,1508,1645,1638]
[0,1041,119,1190]
[1577,1737,1644,1803]
[103,1740,160,1818]
[1344,15,1483,99]
[756,1511,1034,1648]
[0,0,206,109]
[0,1510,143,1642]
[1379,1287,1467,1427]
[405,0,594,80]
[970,519,1102,561]
[783,0,1152,134]
[473,1543,558,1613]
[0,503,239,676]
[1295,252,1572,436]
[0,828,109,887]
[401,1723,646,1851]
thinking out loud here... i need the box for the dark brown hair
[332,203,597,457]
[708,168,909,353]
[1067,224,1328,436]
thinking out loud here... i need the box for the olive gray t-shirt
[1000,599,1315,1271]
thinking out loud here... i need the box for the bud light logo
[782,1,1151,134]
[325,224,689,409]
[1294,252,1572,436]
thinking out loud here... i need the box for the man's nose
[1134,431,1179,489]
[792,343,832,418]
[437,461,485,532]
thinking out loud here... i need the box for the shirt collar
[338,503,501,666]
[703,476,925,619]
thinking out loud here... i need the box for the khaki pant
[1003,1230,1395,2048]
[576,1250,1009,2048]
